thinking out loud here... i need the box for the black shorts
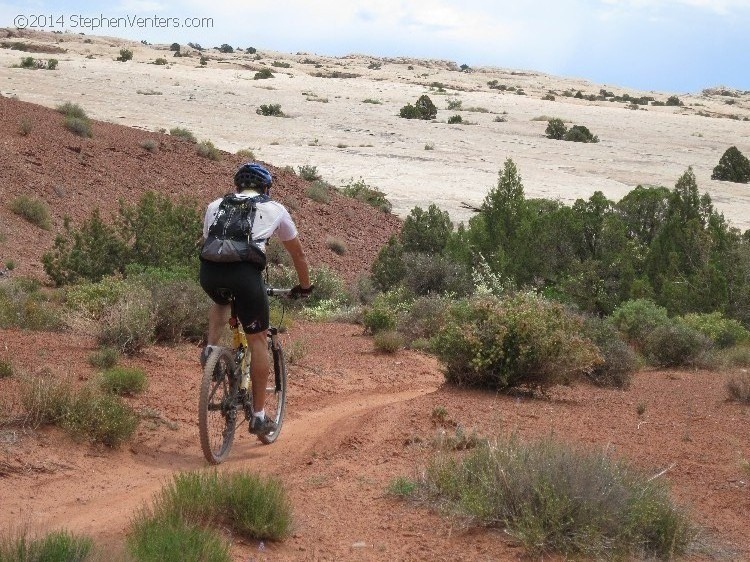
[199,261,269,334]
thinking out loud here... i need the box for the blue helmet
[234,162,272,193]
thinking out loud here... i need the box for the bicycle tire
[198,347,239,464]
[258,338,287,444]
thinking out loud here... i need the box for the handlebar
[266,287,292,297]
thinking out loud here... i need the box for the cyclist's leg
[248,330,270,413]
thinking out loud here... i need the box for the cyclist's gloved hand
[290,284,314,299]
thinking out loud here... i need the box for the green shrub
[371,236,405,291]
[397,294,452,344]
[99,367,148,395]
[387,477,417,497]
[9,195,52,230]
[711,146,750,183]
[363,307,396,335]
[265,264,348,307]
[402,252,472,296]
[257,103,284,116]
[170,42,181,52]
[0,529,93,561]
[611,299,670,347]
[545,118,567,139]
[254,68,274,80]
[643,321,712,367]
[56,102,88,119]
[447,114,462,124]
[117,48,133,62]
[140,139,158,152]
[236,148,255,159]
[581,316,637,389]
[416,436,693,559]
[18,118,32,135]
[63,386,139,446]
[19,56,35,68]
[726,372,750,403]
[446,98,462,110]
[297,165,320,181]
[431,293,602,393]
[169,127,196,142]
[147,275,210,343]
[20,373,74,427]
[374,330,404,353]
[400,94,437,120]
[681,311,749,348]
[88,346,119,369]
[196,140,221,160]
[64,116,92,137]
[128,512,231,562]
[154,57,168,65]
[564,124,599,143]
[134,471,291,543]
[720,344,750,367]
[340,178,392,212]
[0,278,64,331]
[218,43,234,53]
[665,95,682,106]
[305,180,330,203]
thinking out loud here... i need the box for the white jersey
[202,191,298,253]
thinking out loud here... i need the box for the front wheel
[198,348,239,464]
[258,339,287,444]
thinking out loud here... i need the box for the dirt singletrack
[2,320,750,561]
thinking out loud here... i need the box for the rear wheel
[258,338,287,444]
[198,348,239,464]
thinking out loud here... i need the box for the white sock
[253,409,265,420]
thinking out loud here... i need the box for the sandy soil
[1,322,749,560]
[1,28,750,230]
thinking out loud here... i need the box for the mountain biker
[199,162,313,437]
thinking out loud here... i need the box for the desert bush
[272,60,291,68]
[97,284,156,355]
[154,57,168,65]
[254,68,273,80]
[397,294,452,344]
[134,470,292,542]
[371,235,405,291]
[363,306,397,335]
[711,146,750,183]
[200,56,208,66]
[9,195,52,230]
[581,315,637,388]
[400,94,437,120]
[218,44,234,53]
[99,366,148,396]
[340,178,392,212]
[169,127,197,142]
[726,372,750,403]
[374,330,404,353]
[19,56,35,68]
[417,436,693,559]
[0,278,64,331]
[305,180,330,203]
[18,118,32,135]
[665,95,683,106]
[0,360,12,379]
[431,293,602,393]
[325,236,347,255]
[196,140,221,160]
[64,116,92,138]
[0,530,94,561]
[128,512,230,562]
[446,98,462,110]
[139,139,157,153]
[63,386,139,446]
[611,299,670,347]
[236,148,255,159]
[297,165,320,181]
[401,204,453,254]
[643,321,712,367]
[117,48,133,62]
[170,42,181,51]
[399,103,422,119]
[266,264,348,307]
[146,275,210,343]
[256,103,284,117]
[719,344,750,367]
[681,311,749,348]
[564,125,599,143]
[56,102,88,119]
[88,346,119,369]
[65,276,130,319]
[447,114,462,124]
[20,373,74,427]
[545,118,567,139]
[401,253,472,296]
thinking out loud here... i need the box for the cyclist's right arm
[282,237,311,291]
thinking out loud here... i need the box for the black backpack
[200,193,269,268]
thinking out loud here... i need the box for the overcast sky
[2,0,749,92]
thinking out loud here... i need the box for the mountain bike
[198,287,290,465]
